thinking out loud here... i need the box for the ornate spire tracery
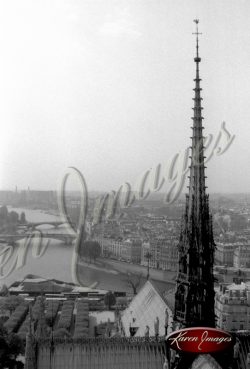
[174,20,216,328]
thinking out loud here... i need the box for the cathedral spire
[193,19,201,61]
[174,20,216,328]
[188,18,206,221]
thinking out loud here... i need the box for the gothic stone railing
[37,336,166,347]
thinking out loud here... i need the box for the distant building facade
[94,236,142,263]
[215,242,238,266]
[215,282,250,331]
[233,244,250,268]
[94,236,123,258]
[120,238,142,263]
[0,189,57,208]
[215,242,250,267]
[141,237,178,271]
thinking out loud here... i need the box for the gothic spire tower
[174,20,216,328]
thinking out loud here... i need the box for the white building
[120,238,142,263]
[215,242,237,266]
[233,244,250,268]
[215,281,250,331]
[94,237,123,258]
[141,238,178,271]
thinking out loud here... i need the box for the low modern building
[8,275,109,300]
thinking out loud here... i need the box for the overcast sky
[0,0,249,194]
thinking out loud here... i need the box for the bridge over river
[26,220,76,229]
[0,230,76,245]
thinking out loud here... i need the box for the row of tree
[0,295,25,315]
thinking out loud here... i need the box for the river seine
[1,207,174,294]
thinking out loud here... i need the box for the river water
[1,207,74,287]
[0,207,174,294]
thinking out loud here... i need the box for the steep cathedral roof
[121,280,171,337]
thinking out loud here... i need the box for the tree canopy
[0,295,24,314]
[0,206,24,233]
[80,241,101,262]
[8,211,19,224]
[0,322,24,368]
[104,291,116,310]
[0,284,9,297]
[20,212,26,223]
[124,272,143,295]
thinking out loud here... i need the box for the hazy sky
[0,0,250,194]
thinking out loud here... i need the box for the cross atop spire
[193,19,201,35]
[192,19,202,62]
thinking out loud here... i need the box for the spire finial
[192,19,202,61]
